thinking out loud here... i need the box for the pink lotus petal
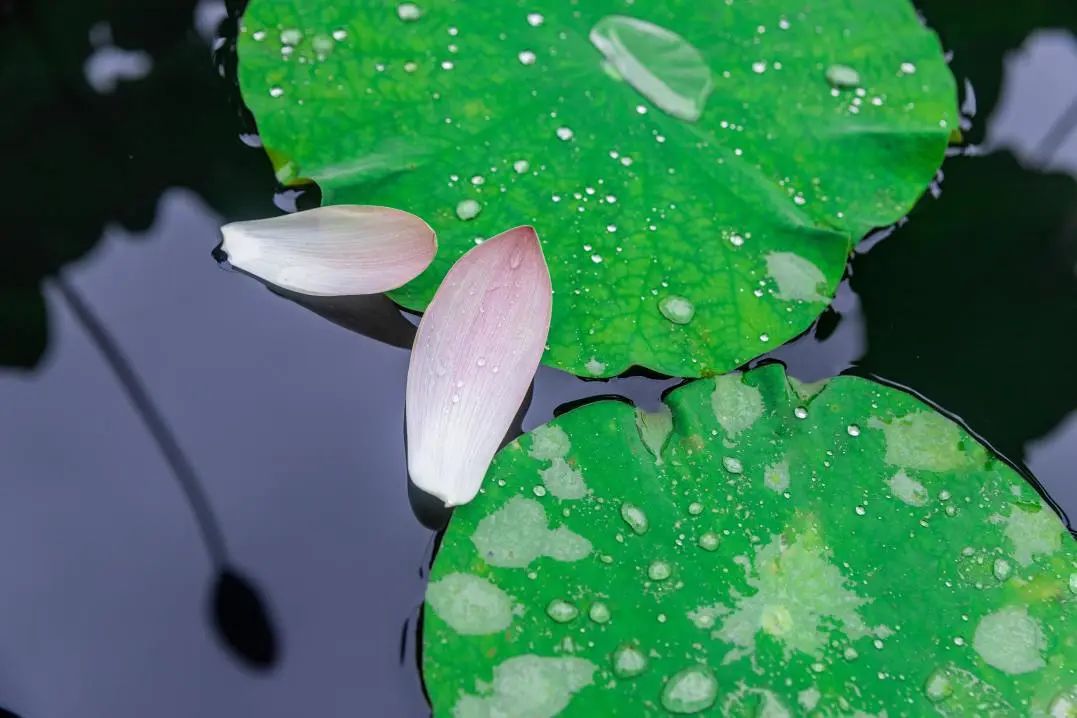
[220,205,436,296]
[406,227,552,507]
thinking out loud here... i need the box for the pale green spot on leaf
[919,665,1014,716]
[887,469,929,506]
[425,364,1075,714]
[426,573,515,636]
[528,425,572,461]
[869,411,971,472]
[972,606,1046,675]
[724,686,792,717]
[711,373,764,439]
[540,459,589,500]
[763,459,790,493]
[713,532,877,662]
[788,376,829,401]
[765,252,828,303]
[635,406,673,464]
[1000,503,1064,566]
[471,497,592,568]
[454,655,596,718]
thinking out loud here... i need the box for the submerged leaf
[220,205,436,296]
[406,227,552,507]
[238,0,958,377]
[423,364,1076,715]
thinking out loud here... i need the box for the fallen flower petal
[219,205,436,296]
[406,227,552,507]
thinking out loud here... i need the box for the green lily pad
[237,0,958,377]
[423,364,1076,716]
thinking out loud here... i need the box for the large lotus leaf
[423,363,1076,716]
[237,0,958,377]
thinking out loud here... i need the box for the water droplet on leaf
[661,665,718,713]
[826,64,861,88]
[621,503,649,534]
[589,602,611,623]
[698,532,720,551]
[397,3,422,21]
[546,598,579,623]
[924,667,953,702]
[612,645,648,678]
[648,560,672,581]
[456,199,482,221]
[589,16,714,122]
[659,295,695,324]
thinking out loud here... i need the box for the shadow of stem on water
[52,273,281,671]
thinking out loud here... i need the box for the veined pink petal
[219,205,436,296]
[406,227,552,507]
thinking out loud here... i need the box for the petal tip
[499,225,541,247]
[218,222,258,266]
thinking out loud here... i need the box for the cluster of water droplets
[523,486,738,712]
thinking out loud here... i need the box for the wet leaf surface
[424,363,1075,715]
[238,0,958,377]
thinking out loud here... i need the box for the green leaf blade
[424,364,1076,715]
[238,1,958,376]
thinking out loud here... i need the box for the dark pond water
[2,1,1075,716]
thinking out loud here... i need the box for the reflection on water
[1,1,1075,716]
[987,29,1077,175]
[0,192,431,716]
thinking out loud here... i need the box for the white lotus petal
[220,205,436,296]
[406,227,552,507]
